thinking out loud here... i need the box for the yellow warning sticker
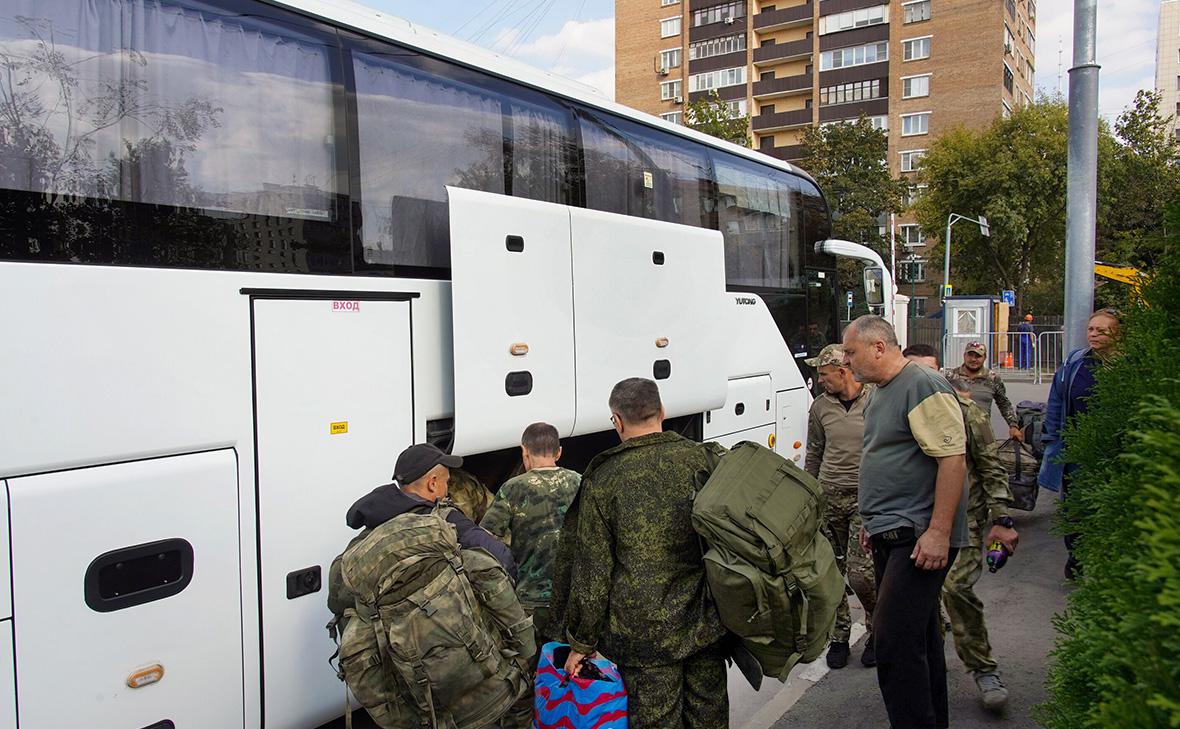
[330,421,349,435]
[643,171,654,189]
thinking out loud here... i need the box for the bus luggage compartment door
[251,295,414,728]
[569,208,728,435]
[447,187,576,454]
[8,450,243,729]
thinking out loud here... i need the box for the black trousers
[871,528,958,729]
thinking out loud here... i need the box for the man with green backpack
[326,443,534,729]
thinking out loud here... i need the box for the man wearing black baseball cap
[344,443,517,579]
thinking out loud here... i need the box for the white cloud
[1034,0,1160,119]
[512,17,614,64]
[573,66,615,99]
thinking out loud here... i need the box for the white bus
[0,0,886,727]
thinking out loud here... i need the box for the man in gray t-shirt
[843,315,967,729]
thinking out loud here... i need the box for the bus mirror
[863,267,885,307]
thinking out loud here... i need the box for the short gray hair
[609,378,663,425]
[848,315,899,348]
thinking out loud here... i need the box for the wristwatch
[992,515,1016,529]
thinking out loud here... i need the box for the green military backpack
[326,504,535,729]
[692,440,843,689]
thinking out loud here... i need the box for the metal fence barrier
[940,330,1065,384]
[1035,331,1065,384]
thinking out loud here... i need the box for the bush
[1037,248,1180,728]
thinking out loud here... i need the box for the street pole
[1065,0,1099,355]
[943,216,954,302]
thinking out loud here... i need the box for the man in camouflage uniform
[946,341,1024,443]
[560,378,727,729]
[447,467,495,523]
[909,349,1022,713]
[804,344,877,670]
[481,422,581,729]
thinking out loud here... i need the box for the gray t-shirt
[859,362,970,547]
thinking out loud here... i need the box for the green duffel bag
[692,440,843,689]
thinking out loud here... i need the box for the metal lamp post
[942,213,991,301]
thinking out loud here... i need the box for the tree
[910,101,1106,314]
[1098,90,1180,271]
[684,91,750,147]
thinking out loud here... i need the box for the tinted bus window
[352,48,577,273]
[712,153,804,291]
[578,110,713,228]
[0,0,350,272]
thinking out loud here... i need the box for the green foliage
[800,116,907,254]
[912,101,1088,314]
[1037,223,1180,728]
[685,91,750,147]
[1098,90,1180,273]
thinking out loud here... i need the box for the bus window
[578,110,712,228]
[0,0,350,272]
[712,153,804,292]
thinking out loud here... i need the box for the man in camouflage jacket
[941,370,1021,713]
[945,341,1023,443]
[558,378,727,729]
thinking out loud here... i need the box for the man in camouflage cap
[804,343,877,670]
[481,422,581,729]
[560,378,727,729]
[946,342,1023,443]
[909,352,1022,713]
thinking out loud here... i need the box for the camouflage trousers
[941,506,998,674]
[821,484,876,642]
[619,644,729,729]
[498,606,550,729]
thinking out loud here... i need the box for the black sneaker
[826,641,850,669]
[860,637,876,667]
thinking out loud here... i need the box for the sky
[370,0,1162,121]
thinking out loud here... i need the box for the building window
[820,41,889,71]
[689,66,748,92]
[689,34,747,60]
[1004,25,1015,54]
[661,111,683,124]
[818,5,889,35]
[726,99,749,117]
[692,2,746,27]
[1028,0,1036,21]
[1002,100,1013,118]
[661,0,679,5]
[660,48,682,69]
[1006,0,1016,18]
[900,149,926,172]
[909,296,928,318]
[1003,63,1015,93]
[902,36,931,61]
[900,225,924,247]
[900,259,926,282]
[660,79,682,100]
[902,0,931,23]
[901,112,930,136]
[904,184,927,207]
[819,79,883,106]
[902,74,931,98]
[661,17,681,37]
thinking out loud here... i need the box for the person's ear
[555,446,562,461]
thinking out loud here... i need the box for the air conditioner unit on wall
[723,16,735,24]
[659,67,670,76]
[674,95,684,103]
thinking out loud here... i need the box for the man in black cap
[344,443,517,579]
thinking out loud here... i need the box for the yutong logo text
[734,297,757,305]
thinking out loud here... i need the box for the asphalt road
[766,379,1069,729]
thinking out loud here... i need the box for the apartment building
[1158,0,1180,140]
[615,0,1038,315]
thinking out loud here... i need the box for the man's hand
[911,527,950,570]
[986,524,1019,554]
[563,650,590,678]
[1009,425,1024,442]
[859,525,870,554]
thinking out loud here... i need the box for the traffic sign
[1002,290,1015,306]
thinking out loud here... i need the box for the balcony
[753,3,813,33]
[752,72,813,99]
[752,108,813,132]
[760,143,808,163]
[752,38,813,66]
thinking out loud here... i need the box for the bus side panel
[8,450,244,729]
[569,209,729,434]
[0,619,13,729]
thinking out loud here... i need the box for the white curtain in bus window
[713,157,803,291]
[508,101,576,206]
[578,112,710,227]
[0,0,339,221]
[353,52,505,269]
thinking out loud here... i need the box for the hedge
[1037,243,1180,727]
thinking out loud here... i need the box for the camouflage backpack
[326,504,535,729]
[692,441,843,689]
